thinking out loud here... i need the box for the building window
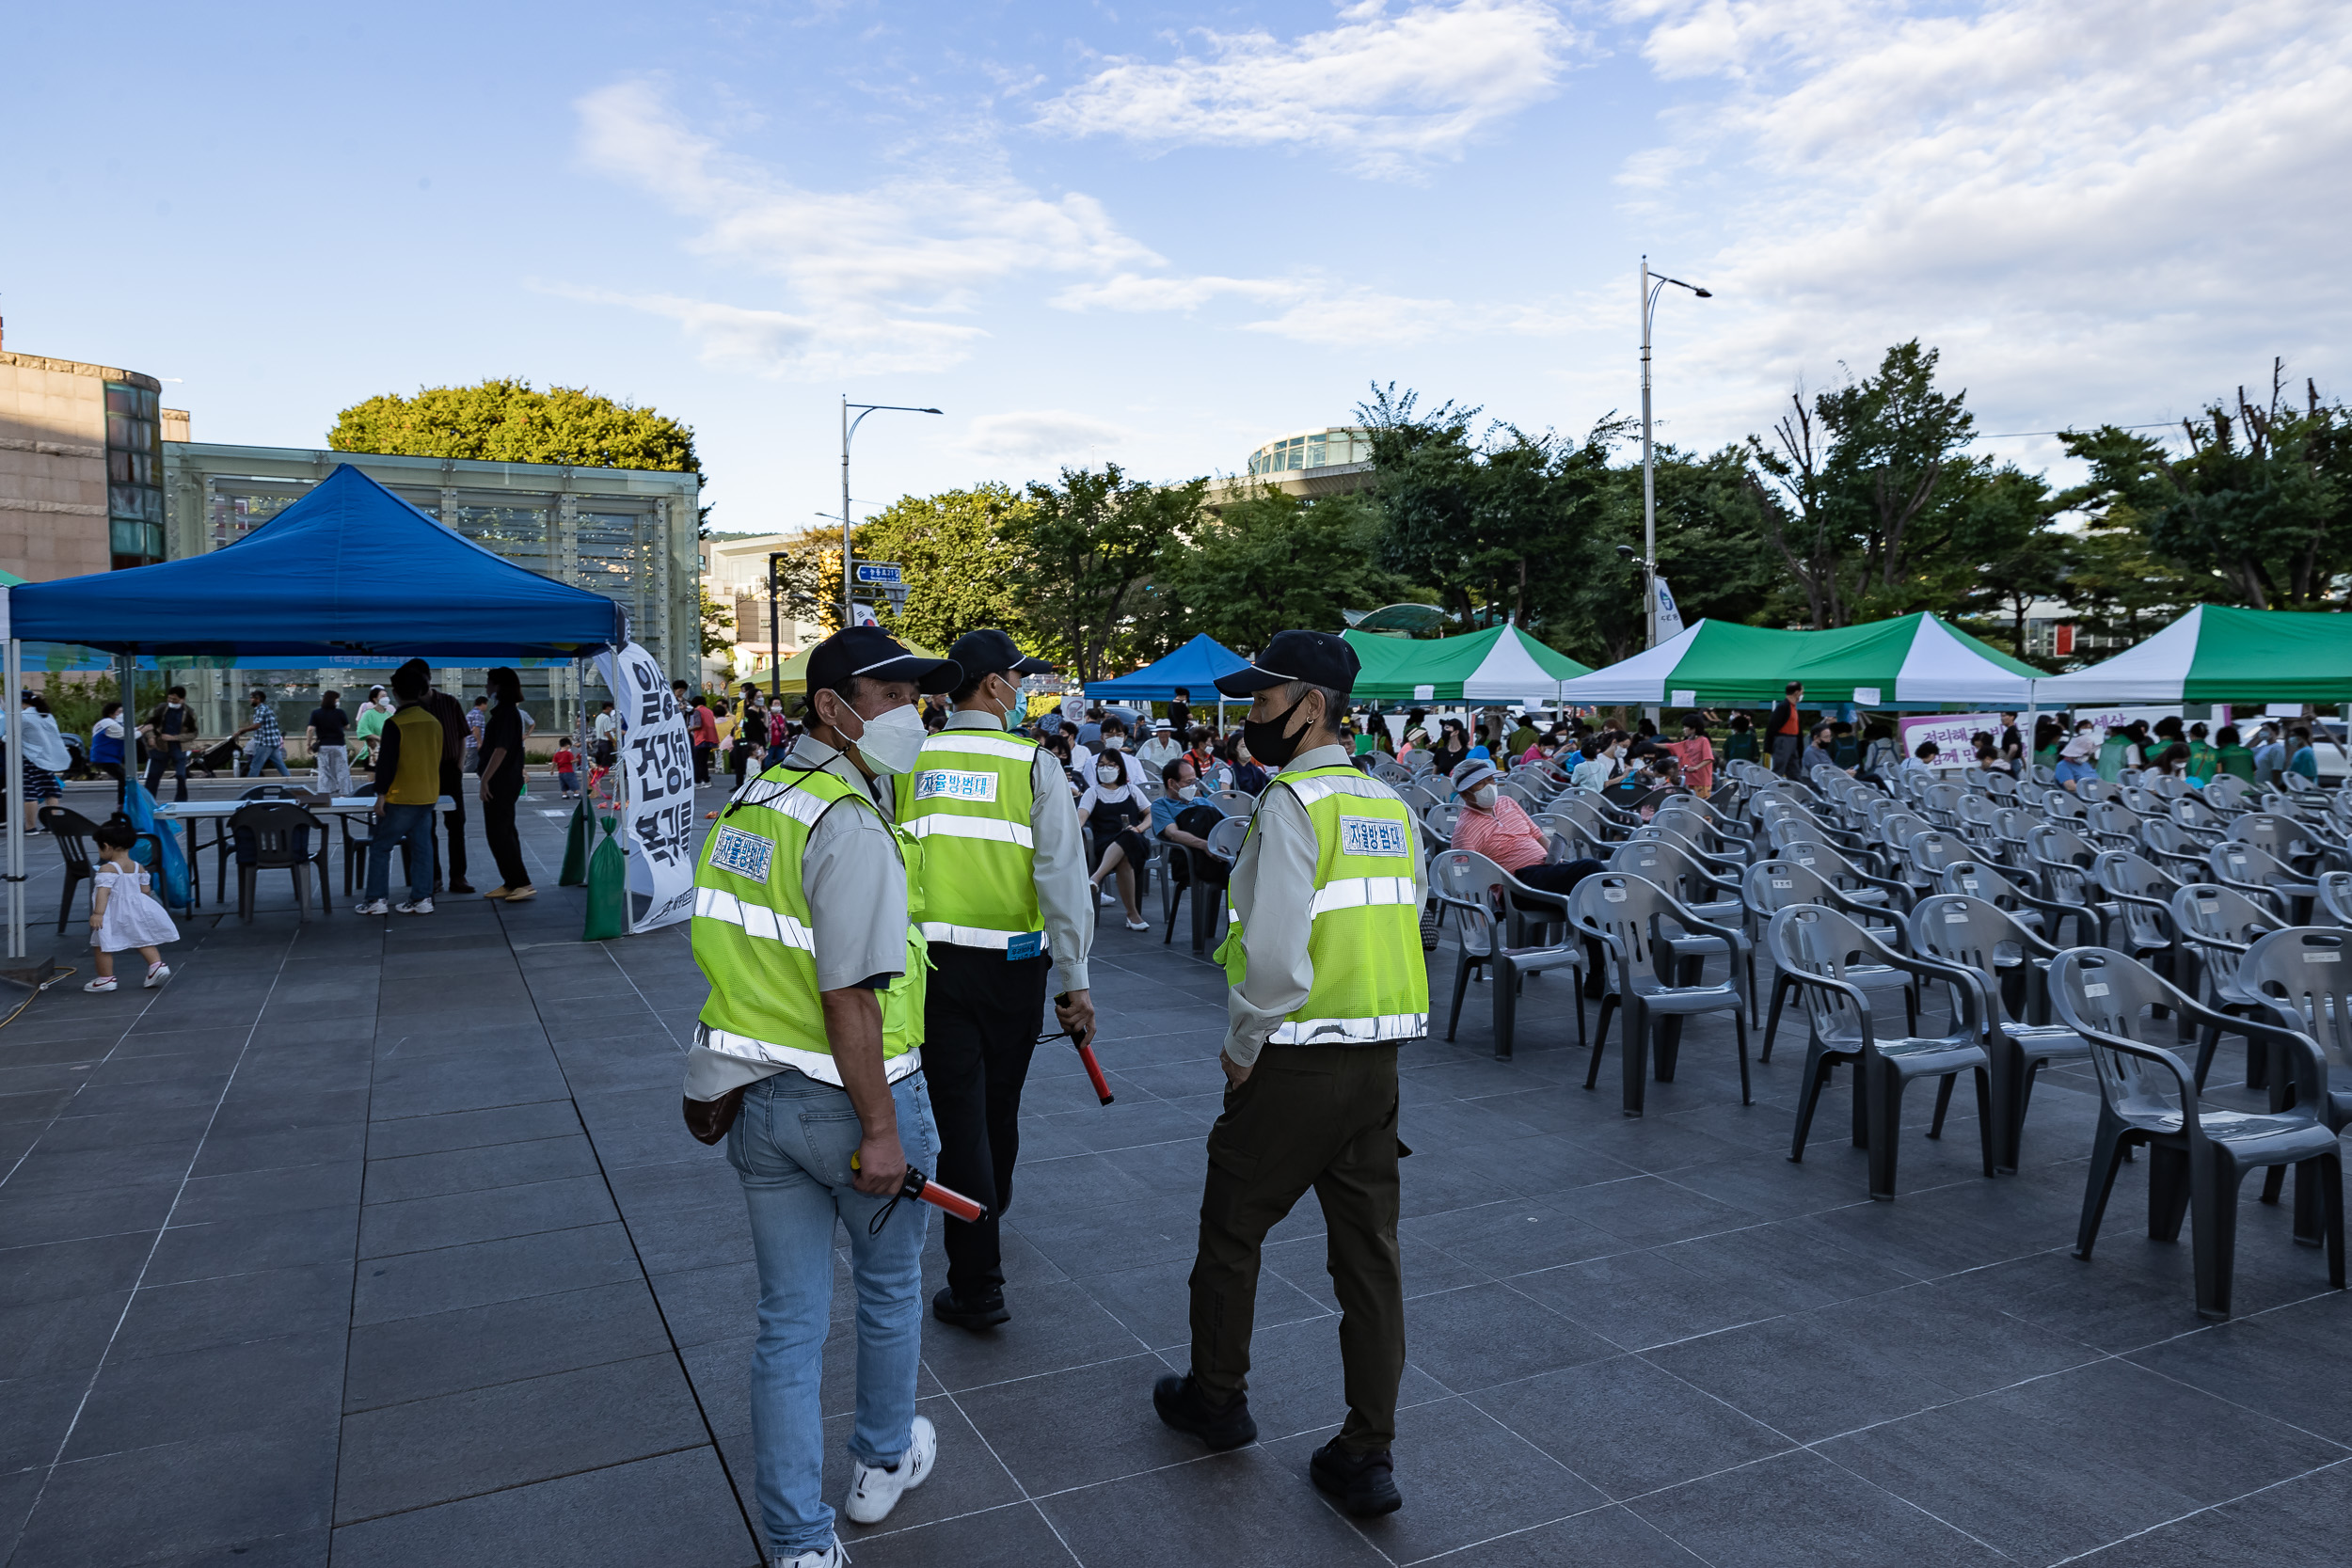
[105,382,166,568]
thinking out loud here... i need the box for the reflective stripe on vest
[695,885,817,952]
[895,729,1044,948]
[1219,763,1428,1045]
[699,1023,923,1089]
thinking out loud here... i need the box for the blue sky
[7,1,2346,536]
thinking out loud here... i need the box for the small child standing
[553,737,580,799]
[85,819,180,993]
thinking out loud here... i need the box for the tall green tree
[331,378,702,477]
[853,483,1035,652]
[1011,465,1203,681]
[1154,487,1403,654]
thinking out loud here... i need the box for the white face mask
[1097,767,1122,785]
[843,700,926,776]
[1102,736,1123,752]
[1177,783,1200,800]
[1470,787,1496,809]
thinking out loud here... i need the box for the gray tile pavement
[0,784,2345,1566]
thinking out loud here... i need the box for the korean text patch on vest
[709,824,775,884]
[914,768,999,805]
[1339,815,1410,858]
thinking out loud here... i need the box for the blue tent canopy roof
[6,464,628,659]
[1087,634,1250,702]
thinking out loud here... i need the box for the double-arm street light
[1639,257,1712,648]
[842,397,943,624]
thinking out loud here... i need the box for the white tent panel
[1551,620,1706,704]
[1463,632,1566,702]
[2029,606,2206,705]
[1895,614,2034,707]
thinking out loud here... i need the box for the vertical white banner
[595,641,697,932]
[1653,578,1686,641]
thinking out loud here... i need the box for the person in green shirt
[353,685,389,772]
[2213,723,2256,782]
[1507,714,1539,756]
[2095,726,2134,782]
[1722,712,1760,764]
[2185,721,2218,784]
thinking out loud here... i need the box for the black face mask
[1243,693,1315,770]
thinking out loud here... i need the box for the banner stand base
[0,957,61,994]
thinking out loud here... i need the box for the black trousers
[483,784,528,889]
[437,758,468,887]
[1191,1044,1404,1453]
[1771,732,1804,780]
[922,945,1052,1300]
[143,744,191,800]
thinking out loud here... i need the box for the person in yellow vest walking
[892,628,1097,1330]
[684,626,960,1568]
[1152,630,1428,1518]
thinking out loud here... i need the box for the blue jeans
[363,802,436,902]
[725,1067,937,1556]
[243,742,289,776]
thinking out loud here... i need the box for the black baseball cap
[803,626,959,696]
[946,627,1054,683]
[1214,629,1359,699]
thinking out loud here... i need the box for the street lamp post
[1639,256,1711,648]
[841,397,943,626]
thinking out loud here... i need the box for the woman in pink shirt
[1448,758,1606,994]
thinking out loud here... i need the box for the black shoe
[1152,1373,1257,1451]
[1310,1439,1402,1516]
[931,1286,1009,1331]
[448,881,475,895]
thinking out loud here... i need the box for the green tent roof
[2032,605,2352,704]
[1342,625,1590,703]
[1555,613,2039,708]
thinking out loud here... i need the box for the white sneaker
[144,962,170,989]
[773,1542,847,1568]
[1125,917,1151,931]
[1097,888,1118,906]
[355,899,389,915]
[83,976,118,993]
[395,898,435,915]
[842,1414,934,1525]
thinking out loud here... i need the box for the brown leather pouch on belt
[683,1085,749,1147]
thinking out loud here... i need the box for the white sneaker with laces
[144,962,170,989]
[773,1541,847,1568]
[842,1415,934,1525]
[395,898,435,915]
[355,899,389,915]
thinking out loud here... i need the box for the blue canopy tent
[1087,634,1250,703]
[0,463,628,958]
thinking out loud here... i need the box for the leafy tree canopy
[330,378,703,480]
[853,484,1037,653]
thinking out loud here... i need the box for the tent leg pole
[8,638,24,959]
[121,652,138,812]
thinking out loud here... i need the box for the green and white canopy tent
[2030,605,2352,705]
[1554,612,2040,709]
[1342,624,1592,704]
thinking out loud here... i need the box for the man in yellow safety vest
[1152,629,1427,1519]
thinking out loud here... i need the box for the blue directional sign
[853,562,903,586]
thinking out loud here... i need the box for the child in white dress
[85,819,180,993]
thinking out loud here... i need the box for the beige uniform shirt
[1222,743,1428,1069]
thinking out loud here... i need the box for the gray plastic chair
[1431,848,1586,1061]
[1571,872,1752,1116]
[2091,849,2183,979]
[2317,870,2352,927]
[2085,799,2146,853]
[1935,858,2070,949]
[2207,840,2318,923]
[1605,839,1754,993]
[1766,903,1991,1198]
[1743,859,1916,1061]
[2171,881,2288,1088]
[2139,816,2212,883]
[2239,927,2352,1243]
[2046,946,2344,1320]
[2201,775,2256,814]
[1907,894,2090,1173]
[1774,837,1910,911]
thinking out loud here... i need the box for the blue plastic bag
[119,780,192,910]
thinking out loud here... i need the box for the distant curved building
[1208,425,1375,512]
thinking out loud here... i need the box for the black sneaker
[1152,1373,1257,1451]
[931,1286,1010,1331]
[1310,1439,1402,1516]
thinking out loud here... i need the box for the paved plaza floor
[3,783,2349,1567]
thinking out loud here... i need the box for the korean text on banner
[1898,712,2002,768]
[594,641,696,932]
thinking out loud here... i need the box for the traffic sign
[853,562,903,586]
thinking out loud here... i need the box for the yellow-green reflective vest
[1218,763,1429,1045]
[691,765,928,1085]
[891,729,1044,955]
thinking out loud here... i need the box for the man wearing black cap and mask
[686,625,961,1567]
[893,628,1096,1331]
[1152,629,1427,1519]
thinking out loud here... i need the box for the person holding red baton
[893,628,1097,1333]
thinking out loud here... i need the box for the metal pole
[767,551,783,704]
[840,395,853,629]
[7,638,23,958]
[120,651,139,811]
[1640,256,1657,651]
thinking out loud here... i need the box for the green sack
[558,795,590,886]
[581,815,628,941]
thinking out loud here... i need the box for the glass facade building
[1246,427,1370,477]
[105,381,166,567]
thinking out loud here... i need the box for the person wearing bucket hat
[1152,630,1425,1519]
[891,628,1097,1334]
[684,625,961,1562]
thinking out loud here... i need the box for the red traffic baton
[851,1154,990,1222]
[1056,994,1114,1105]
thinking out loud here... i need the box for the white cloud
[955,410,1140,468]
[1033,0,1581,176]
[565,79,1163,374]
[1601,0,2352,447]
